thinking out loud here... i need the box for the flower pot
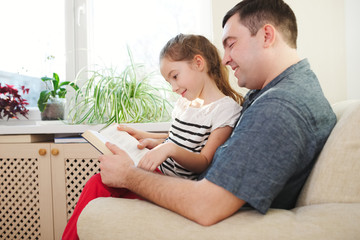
[41,98,65,120]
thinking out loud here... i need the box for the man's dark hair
[223,0,298,49]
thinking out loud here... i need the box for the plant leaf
[41,76,53,82]
[37,90,51,112]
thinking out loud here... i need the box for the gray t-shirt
[201,59,336,214]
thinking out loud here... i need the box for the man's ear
[193,55,206,71]
[263,24,276,48]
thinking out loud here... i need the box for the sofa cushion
[296,100,360,207]
[77,197,360,240]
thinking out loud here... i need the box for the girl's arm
[138,126,233,173]
[117,124,169,140]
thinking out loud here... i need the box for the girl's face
[160,57,204,101]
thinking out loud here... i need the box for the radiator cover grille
[64,158,99,220]
[0,157,41,240]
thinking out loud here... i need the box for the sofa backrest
[296,100,360,207]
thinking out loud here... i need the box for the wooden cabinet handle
[51,148,59,156]
[38,149,47,156]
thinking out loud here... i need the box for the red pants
[62,173,143,240]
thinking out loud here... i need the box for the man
[99,0,336,226]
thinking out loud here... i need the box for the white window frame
[65,0,91,85]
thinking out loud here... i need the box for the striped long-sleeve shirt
[159,96,242,180]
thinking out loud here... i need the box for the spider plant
[68,53,173,126]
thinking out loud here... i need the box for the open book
[81,124,148,166]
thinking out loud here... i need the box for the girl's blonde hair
[160,34,244,105]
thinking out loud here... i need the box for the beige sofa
[77,100,360,240]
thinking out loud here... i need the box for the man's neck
[261,48,300,89]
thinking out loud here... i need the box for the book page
[100,124,148,165]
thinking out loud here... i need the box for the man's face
[222,14,265,90]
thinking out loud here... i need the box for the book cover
[81,124,148,166]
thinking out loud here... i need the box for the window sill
[1,108,171,135]
[0,121,171,135]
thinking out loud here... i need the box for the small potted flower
[38,72,79,120]
[0,84,30,120]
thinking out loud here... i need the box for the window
[88,0,212,70]
[0,0,65,108]
[0,0,212,120]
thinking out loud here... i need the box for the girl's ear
[193,55,206,71]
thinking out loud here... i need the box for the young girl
[62,33,243,240]
[121,33,243,180]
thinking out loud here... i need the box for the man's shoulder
[251,87,333,122]
[255,72,328,114]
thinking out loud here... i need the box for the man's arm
[99,142,245,226]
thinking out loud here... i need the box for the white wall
[345,0,360,100]
[286,0,346,104]
[212,0,358,104]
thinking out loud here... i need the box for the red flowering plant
[0,83,30,120]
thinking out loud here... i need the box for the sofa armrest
[77,198,360,240]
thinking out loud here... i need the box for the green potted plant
[68,52,173,126]
[0,84,30,120]
[38,72,79,120]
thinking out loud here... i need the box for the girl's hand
[117,124,169,145]
[117,124,146,140]
[138,138,165,150]
[137,143,173,172]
